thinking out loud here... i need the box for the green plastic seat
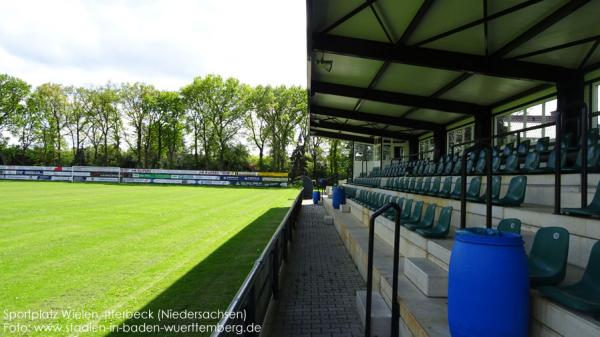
[416,206,453,238]
[535,137,550,153]
[468,176,501,202]
[497,218,521,234]
[450,177,463,199]
[399,199,413,220]
[502,154,519,173]
[427,177,441,195]
[529,227,570,287]
[402,201,423,226]
[422,177,431,195]
[405,203,436,231]
[564,145,600,171]
[492,175,527,207]
[492,156,501,173]
[517,140,530,157]
[384,196,401,219]
[522,151,540,172]
[538,241,600,314]
[465,177,481,200]
[414,177,423,192]
[452,160,462,175]
[436,177,453,197]
[562,180,600,217]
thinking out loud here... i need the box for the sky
[0,0,307,90]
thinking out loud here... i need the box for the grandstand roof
[306,0,600,142]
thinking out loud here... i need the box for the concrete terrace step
[334,197,600,337]
[404,257,448,298]
[345,183,600,269]
[356,291,392,337]
[325,198,450,337]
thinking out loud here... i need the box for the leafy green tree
[0,74,30,135]
[181,77,215,169]
[65,86,93,164]
[90,85,120,166]
[121,83,153,167]
[245,85,273,170]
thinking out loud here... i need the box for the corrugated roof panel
[374,63,462,95]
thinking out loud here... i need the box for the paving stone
[263,204,365,337]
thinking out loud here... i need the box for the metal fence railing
[211,189,303,337]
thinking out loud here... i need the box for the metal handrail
[212,190,303,337]
[460,143,493,229]
[365,202,402,337]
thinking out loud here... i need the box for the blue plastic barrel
[448,228,529,337]
[312,191,320,205]
[332,187,346,209]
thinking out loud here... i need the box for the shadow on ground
[104,207,289,337]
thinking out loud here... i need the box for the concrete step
[404,257,448,298]
[334,195,600,337]
[345,183,600,269]
[324,198,450,337]
[356,291,392,337]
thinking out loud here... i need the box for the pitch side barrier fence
[0,165,289,187]
[211,189,303,337]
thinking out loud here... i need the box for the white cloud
[0,0,307,90]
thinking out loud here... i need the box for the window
[447,124,474,155]
[494,97,557,146]
[419,137,434,160]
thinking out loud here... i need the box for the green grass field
[0,181,298,337]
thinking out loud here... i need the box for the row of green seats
[380,175,527,207]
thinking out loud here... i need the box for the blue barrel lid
[456,228,523,246]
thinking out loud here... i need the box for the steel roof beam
[311,119,414,140]
[310,129,376,143]
[312,105,440,131]
[312,81,483,115]
[312,33,574,82]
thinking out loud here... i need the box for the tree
[155,91,184,167]
[65,86,93,165]
[27,84,68,165]
[245,85,273,170]
[0,74,30,135]
[121,83,153,167]
[181,77,214,169]
[90,85,120,166]
[201,75,248,170]
[265,86,307,171]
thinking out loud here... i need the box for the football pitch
[0,181,298,337]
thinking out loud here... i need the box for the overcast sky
[0,0,307,90]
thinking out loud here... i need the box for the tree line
[0,73,351,179]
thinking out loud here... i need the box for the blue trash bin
[312,191,320,205]
[448,228,529,337]
[332,187,346,209]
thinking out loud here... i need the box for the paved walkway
[263,202,365,337]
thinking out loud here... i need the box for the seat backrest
[498,218,522,234]
[440,177,453,194]
[581,241,600,286]
[504,154,518,171]
[502,143,514,157]
[505,175,527,203]
[535,137,549,152]
[430,177,441,193]
[420,203,437,226]
[444,160,454,175]
[452,160,462,175]
[415,177,423,191]
[517,140,530,156]
[491,175,501,199]
[492,156,501,173]
[409,177,416,190]
[467,176,481,198]
[423,177,431,191]
[466,158,474,173]
[451,177,463,195]
[475,157,486,174]
[401,199,413,218]
[529,227,569,280]
[523,151,540,171]
[410,201,424,220]
[432,206,453,233]
[547,148,567,170]
[586,180,600,209]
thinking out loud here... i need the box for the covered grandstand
[296,1,600,337]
